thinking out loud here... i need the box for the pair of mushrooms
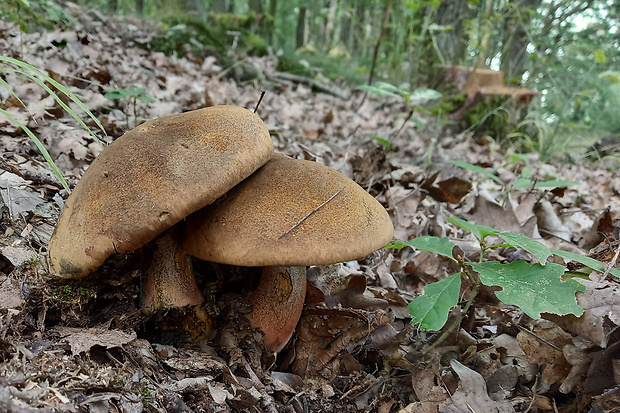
[48,105,393,352]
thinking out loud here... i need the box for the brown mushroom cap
[183,153,394,265]
[48,105,273,278]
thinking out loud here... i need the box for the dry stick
[357,0,392,109]
[603,244,620,280]
[254,90,266,113]
[279,186,346,239]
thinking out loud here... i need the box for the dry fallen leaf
[440,360,515,413]
[53,326,136,355]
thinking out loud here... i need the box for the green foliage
[390,218,618,332]
[150,15,268,59]
[407,273,460,331]
[49,284,96,302]
[104,86,155,102]
[471,261,585,319]
[16,255,40,270]
[452,158,580,190]
[0,0,73,32]
[105,86,155,129]
[357,81,441,146]
[451,160,504,185]
[357,81,442,106]
[0,57,106,193]
[388,236,457,262]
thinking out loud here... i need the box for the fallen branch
[266,72,350,100]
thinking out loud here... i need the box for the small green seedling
[388,218,617,347]
[104,86,156,129]
[357,81,442,146]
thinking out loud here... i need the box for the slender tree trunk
[434,0,471,64]
[359,0,392,107]
[108,0,117,12]
[135,0,143,15]
[475,0,495,68]
[211,0,230,13]
[296,7,307,49]
[325,0,339,47]
[500,0,542,81]
[267,0,277,44]
[352,0,365,56]
[249,0,263,13]
[339,3,351,45]
[184,0,205,19]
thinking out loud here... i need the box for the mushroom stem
[141,225,204,314]
[246,265,307,352]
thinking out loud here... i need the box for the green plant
[104,86,156,129]
[0,56,106,192]
[49,284,96,303]
[16,255,40,270]
[451,157,580,191]
[357,81,441,143]
[388,218,619,346]
[0,0,73,33]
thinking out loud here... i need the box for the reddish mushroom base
[246,266,307,353]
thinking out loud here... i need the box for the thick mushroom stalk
[246,266,306,352]
[184,154,394,353]
[46,105,273,315]
[140,226,204,314]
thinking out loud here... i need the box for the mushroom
[183,153,394,352]
[47,105,273,313]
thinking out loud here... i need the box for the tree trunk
[249,0,263,14]
[325,0,339,47]
[352,0,366,56]
[108,0,117,12]
[339,1,351,45]
[475,0,495,68]
[296,6,307,49]
[211,0,230,13]
[267,0,277,44]
[500,0,542,81]
[135,0,143,15]
[434,0,471,64]
[184,0,205,19]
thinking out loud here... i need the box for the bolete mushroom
[47,105,273,313]
[183,153,394,352]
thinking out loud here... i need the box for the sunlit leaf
[471,261,585,318]
[407,273,461,330]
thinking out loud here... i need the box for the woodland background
[1,0,620,412]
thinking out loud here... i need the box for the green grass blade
[0,77,31,117]
[0,57,106,139]
[9,68,102,143]
[0,108,70,193]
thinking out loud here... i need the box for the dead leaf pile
[0,3,619,412]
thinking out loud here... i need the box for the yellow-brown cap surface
[48,105,273,278]
[184,153,393,266]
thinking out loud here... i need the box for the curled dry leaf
[440,360,515,413]
[292,307,391,379]
[52,326,136,356]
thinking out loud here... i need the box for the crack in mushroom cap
[183,153,394,266]
[48,106,273,278]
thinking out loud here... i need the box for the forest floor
[1,5,620,413]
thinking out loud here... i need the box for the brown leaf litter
[1,4,620,412]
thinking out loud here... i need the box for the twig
[266,72,350,100]
[424,282,480,354]
[511,320,563,352]
[279,186,345,239]
[254,90,266,113]
[603,243,620,280]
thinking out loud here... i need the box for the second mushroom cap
[183,153,394,266]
